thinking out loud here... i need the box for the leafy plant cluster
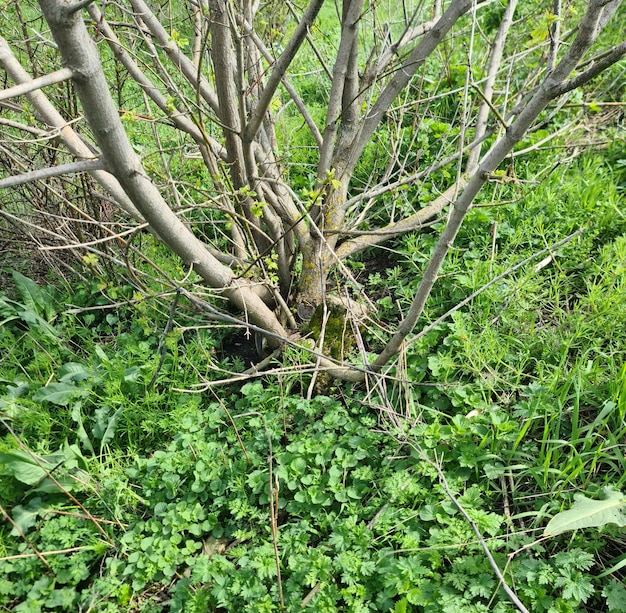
[1,288,625,612]
[1,145,625,611]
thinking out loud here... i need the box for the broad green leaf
[604,579,626,612]
[94,344,110,363]
[0,452,47,485]
[33,382,82,406]
[59,362,92,383]
[18,308,60,343]
[9,498,45,536]
[0,448,86,494]
[0,296,19,318]
[92,406,123,449]
[62,440,90,472]
[33,475,79,495]
[12,270,45,315]
[11,270,56,320]
[544,487,626,536]
[71,403,96,455]
[6,382,30,398]
[0,449,62,485]
[0,314,20,328]
[0,295,20,328]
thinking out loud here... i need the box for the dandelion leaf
[544,487,626,536]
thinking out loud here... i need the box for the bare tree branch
[67,0,96,14]
[0,67,74,101]
[208,0,246,186]
[466,0,518,173]
[547,0,562,73]
[128,0,220,113]
[0,159,105,189]
[37,0,287,344]
[363,11,439,84]
[85,3,225,160]
[0,35,143,221]
[371,0,622,371]
[335,182,463,259]
[349,0,473,173]
[317,0,366,179]
[243,0,325,143]
[0,116,55,137]
[553,41,626,96]
[238,17,323,147]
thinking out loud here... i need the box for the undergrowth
[1,152,625,611]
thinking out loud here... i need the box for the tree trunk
[37,0,287,345]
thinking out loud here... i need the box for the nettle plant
[0,0,624,379]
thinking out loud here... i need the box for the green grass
[1,149,625,611]
[1,1,625,606]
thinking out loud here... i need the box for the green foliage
[545,488,626,536]
[1,0,625,604]
[0,514,105,613]
[2,217,626,612]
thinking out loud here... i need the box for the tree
[0,0,624,381]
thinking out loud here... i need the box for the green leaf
[603,579,626,612]
[544,487,626,536]
[94,344,110,363]
[0,449,61,485]
[101,407,123,448]
[11,270,48,318]
[63,439,90,472]
[92,406,123,449]
[0,296,19,327]
[33,382,82,406]
[394,598,408,613]
[59,362,92,383]
[0,447,89,494]
[0,313,20,328]
[483,462,505,479]
[71,403,96,455]
[9,497,45,536]
[18,307,60,343]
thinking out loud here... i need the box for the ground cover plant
[1,0,626,610]
[1,148,626,611]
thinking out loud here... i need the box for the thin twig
[0,67,74,101]
[301,582,321,608]
[0,159,105,190]
[39,223,149,250]
[0,544,109,563]
[0,504,50,567]
[208,387,250,465]
[147,288,181,390]
[430,452,531,613]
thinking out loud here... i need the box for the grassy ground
[1,148,625,611]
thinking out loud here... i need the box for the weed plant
[1,151,625,611]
